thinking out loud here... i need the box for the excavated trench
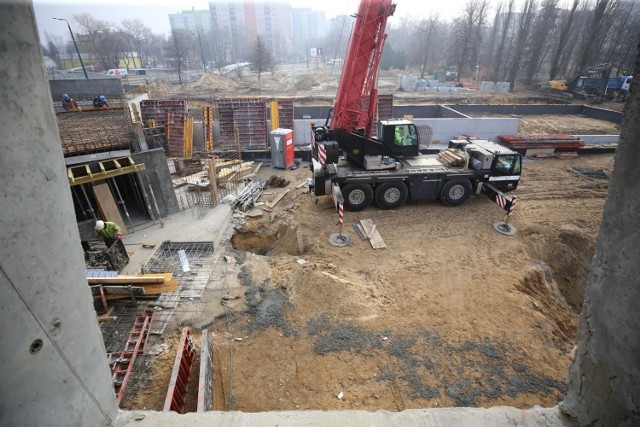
[523,227,595,312]
[230,229,278,255]
[230,224,302,256]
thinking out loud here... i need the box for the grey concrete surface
[0,3,117,426]
[132,149,180,217]
[413,117,520,147]
[120,202,233,275]
[582,105,624,124]
[116,406,570,426]
[438,104,472,118]
[561,51,640,426]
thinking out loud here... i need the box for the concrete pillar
[562,47,640,425]
[0,3,117,426]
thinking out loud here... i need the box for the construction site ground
[117,151,613,412]
[146,66,626,112]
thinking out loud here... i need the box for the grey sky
[34,0,471,44]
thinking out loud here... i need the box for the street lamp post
[53,17,88,79]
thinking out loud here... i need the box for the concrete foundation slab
[115,406,570,427]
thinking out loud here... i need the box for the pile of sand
[287,268,382,320]
[191,73,239,91]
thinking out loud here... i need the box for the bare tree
[574,0,619,71]
[324,15,352,64]
[524,0,558,85]
[506,0,538,90]
[493,0,516,80]
[121,19,151,68]
[605,2,640,70]
[208,26,231,73]
[485,3,503,76]
[548,0,580,79]
[147,33,165,68]
[73,13,113,70]
[166,28,191,84]
[42,33,65,69]
[249,36,274,90]
[450,0,489,79]
[408,15,442,79]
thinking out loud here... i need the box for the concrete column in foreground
[562,45,640,425]
[0,3,117,426]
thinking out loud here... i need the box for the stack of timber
[498,134,585,150]
[218,161,255,183]
[437,149,467,167]
[88,273,177,301]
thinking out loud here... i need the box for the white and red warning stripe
[318,143,327,165]
[496,194,507,209]
[508,195,517,216]
[337,202,344,226]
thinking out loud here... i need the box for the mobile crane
[311,0,521,212]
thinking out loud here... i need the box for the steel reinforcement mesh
[57,108,136,156]
[214,98,267,149]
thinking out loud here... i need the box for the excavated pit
[230,229,278,255]
[523,227,595,312]
[231,224,302,257]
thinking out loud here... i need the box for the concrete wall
[132,149,180,217]
[562,55,640,427]
[413,118,520,147]
[393,105,440,118]
[437,105,471,118]
[450,104,581,116]
[582,105,624,124]
[0,4,117,426]
[574,135,619,145]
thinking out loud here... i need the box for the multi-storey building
[168,9,213,34]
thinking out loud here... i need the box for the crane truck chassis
[311,128,522,211]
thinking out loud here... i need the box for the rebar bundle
[233,180,265,211]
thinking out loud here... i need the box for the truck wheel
[375,181,408,209]
[342,183,373,211]
[439,179,472,207]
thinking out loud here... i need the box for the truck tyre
[375,181,408,209]
[342,183,373,211]
[439,179,472,207]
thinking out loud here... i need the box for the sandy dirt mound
[286,267,385,321]
[123,154,612,413]
[192,73,239,91]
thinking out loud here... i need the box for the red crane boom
[330,0,395,137]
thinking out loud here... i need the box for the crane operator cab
[379,119,420,158]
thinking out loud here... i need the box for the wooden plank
[92,183,128,234]
[295,181,307,189]
[366,224,377,239]
[353,223,367,240]
[267,189,290,208]
[104,280,177,300]
[360,219,386,249]
[359,219,375,236]
[87,276,165,285]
